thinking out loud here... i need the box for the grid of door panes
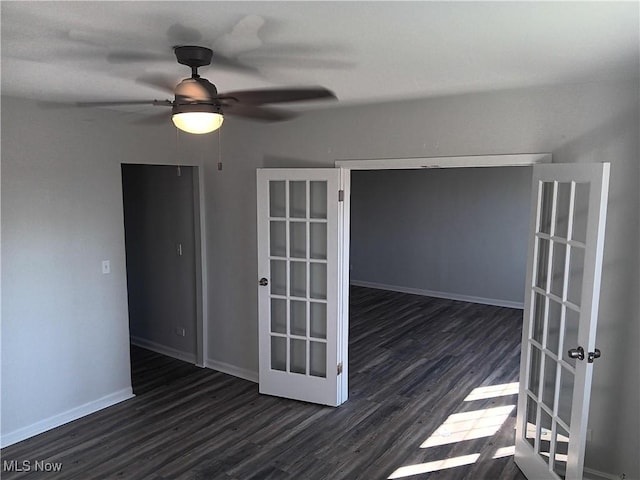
[268,180,328,378]
[524,180,590,479]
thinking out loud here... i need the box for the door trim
[336,153,551,170]
[334,152,552,407]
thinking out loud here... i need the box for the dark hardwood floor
[1,287,526,480]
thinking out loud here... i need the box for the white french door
[515,163,610,480]
[256,168,348,407]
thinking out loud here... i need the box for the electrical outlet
[175,327,186,337]
[101,260,111,274]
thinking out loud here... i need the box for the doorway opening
[121,164,206,393]
[337,153,549,476]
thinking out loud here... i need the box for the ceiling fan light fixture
[172,103,224,134]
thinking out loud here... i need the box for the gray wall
[2,76,638,477]
[349,167,531,306]
[1,98,210,445]
[122,164,198,361]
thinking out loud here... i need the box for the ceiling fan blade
[76,100,173,107]
[131,112,170,125]
[108,49,258,74]
[218,87,336,105]
[209,52,259,74]
[106,51,168,63]
[223,104,297,122]
[239,55,355,70]
[136,74,178,94]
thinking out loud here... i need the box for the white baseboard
[584,467,621,480]
[206,358,258,384]
[0,387,134,448]
[350,280,524,310]
[131,337,257,383]
[131,336,197,364]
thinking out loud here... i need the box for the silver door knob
[259,277,269,286]
[568,346,585,361]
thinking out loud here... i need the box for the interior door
[256,168,348,406]
[515,163,610,480]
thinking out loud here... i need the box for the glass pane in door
[525,395,537,449]
[271,260,286,296]
[290,300,307,336]
[564,309,580,368]
[290,222,306,258]
[538,409,553,463]
[550,242,567,298]
[310,302,327,339]
[290,181,306,218]
[557,367,575,427]
[310,181,327,219]
[571,183,590,244]
[271,337,286,371]
[310,341,327,377]
[553,423,570,479]
[310,223,327,259]
[270,181,286,218]
[270,221,286,257]
[271,299,286,334]
[536,239,550,289]
[555,183,572,239]
[542,355,557,410]
[567,247,585,306]
[539,182,554,234]
[546,300,562,356]
[529,346,542,397]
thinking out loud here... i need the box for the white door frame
[335,153,551,170]
[334,152,552,377]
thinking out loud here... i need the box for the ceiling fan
[78,45,337,134]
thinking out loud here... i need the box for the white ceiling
[2,1,638,113]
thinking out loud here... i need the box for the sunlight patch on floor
[464,382,519,401]
[387,382,519,478]
[493,445,515,459]
[387,454,481,479]
[420,405,516,448]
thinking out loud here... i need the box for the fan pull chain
[217,128,223,171]
[175,126,182,177]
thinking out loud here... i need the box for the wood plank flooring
[1,286,526,480]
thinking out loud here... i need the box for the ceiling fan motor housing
[175,77,219,103]
[174,45,213,68]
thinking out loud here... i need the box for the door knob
[567,346,601,363]
[259,277,269,286]
[568,346,585,361]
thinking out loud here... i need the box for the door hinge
[337,362,343,375]
[338,190,344,202]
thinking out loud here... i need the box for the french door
[515,163,610,479]
[256,168,349,406]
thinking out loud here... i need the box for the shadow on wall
[554,103,639,474]
[554,106,639,165]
